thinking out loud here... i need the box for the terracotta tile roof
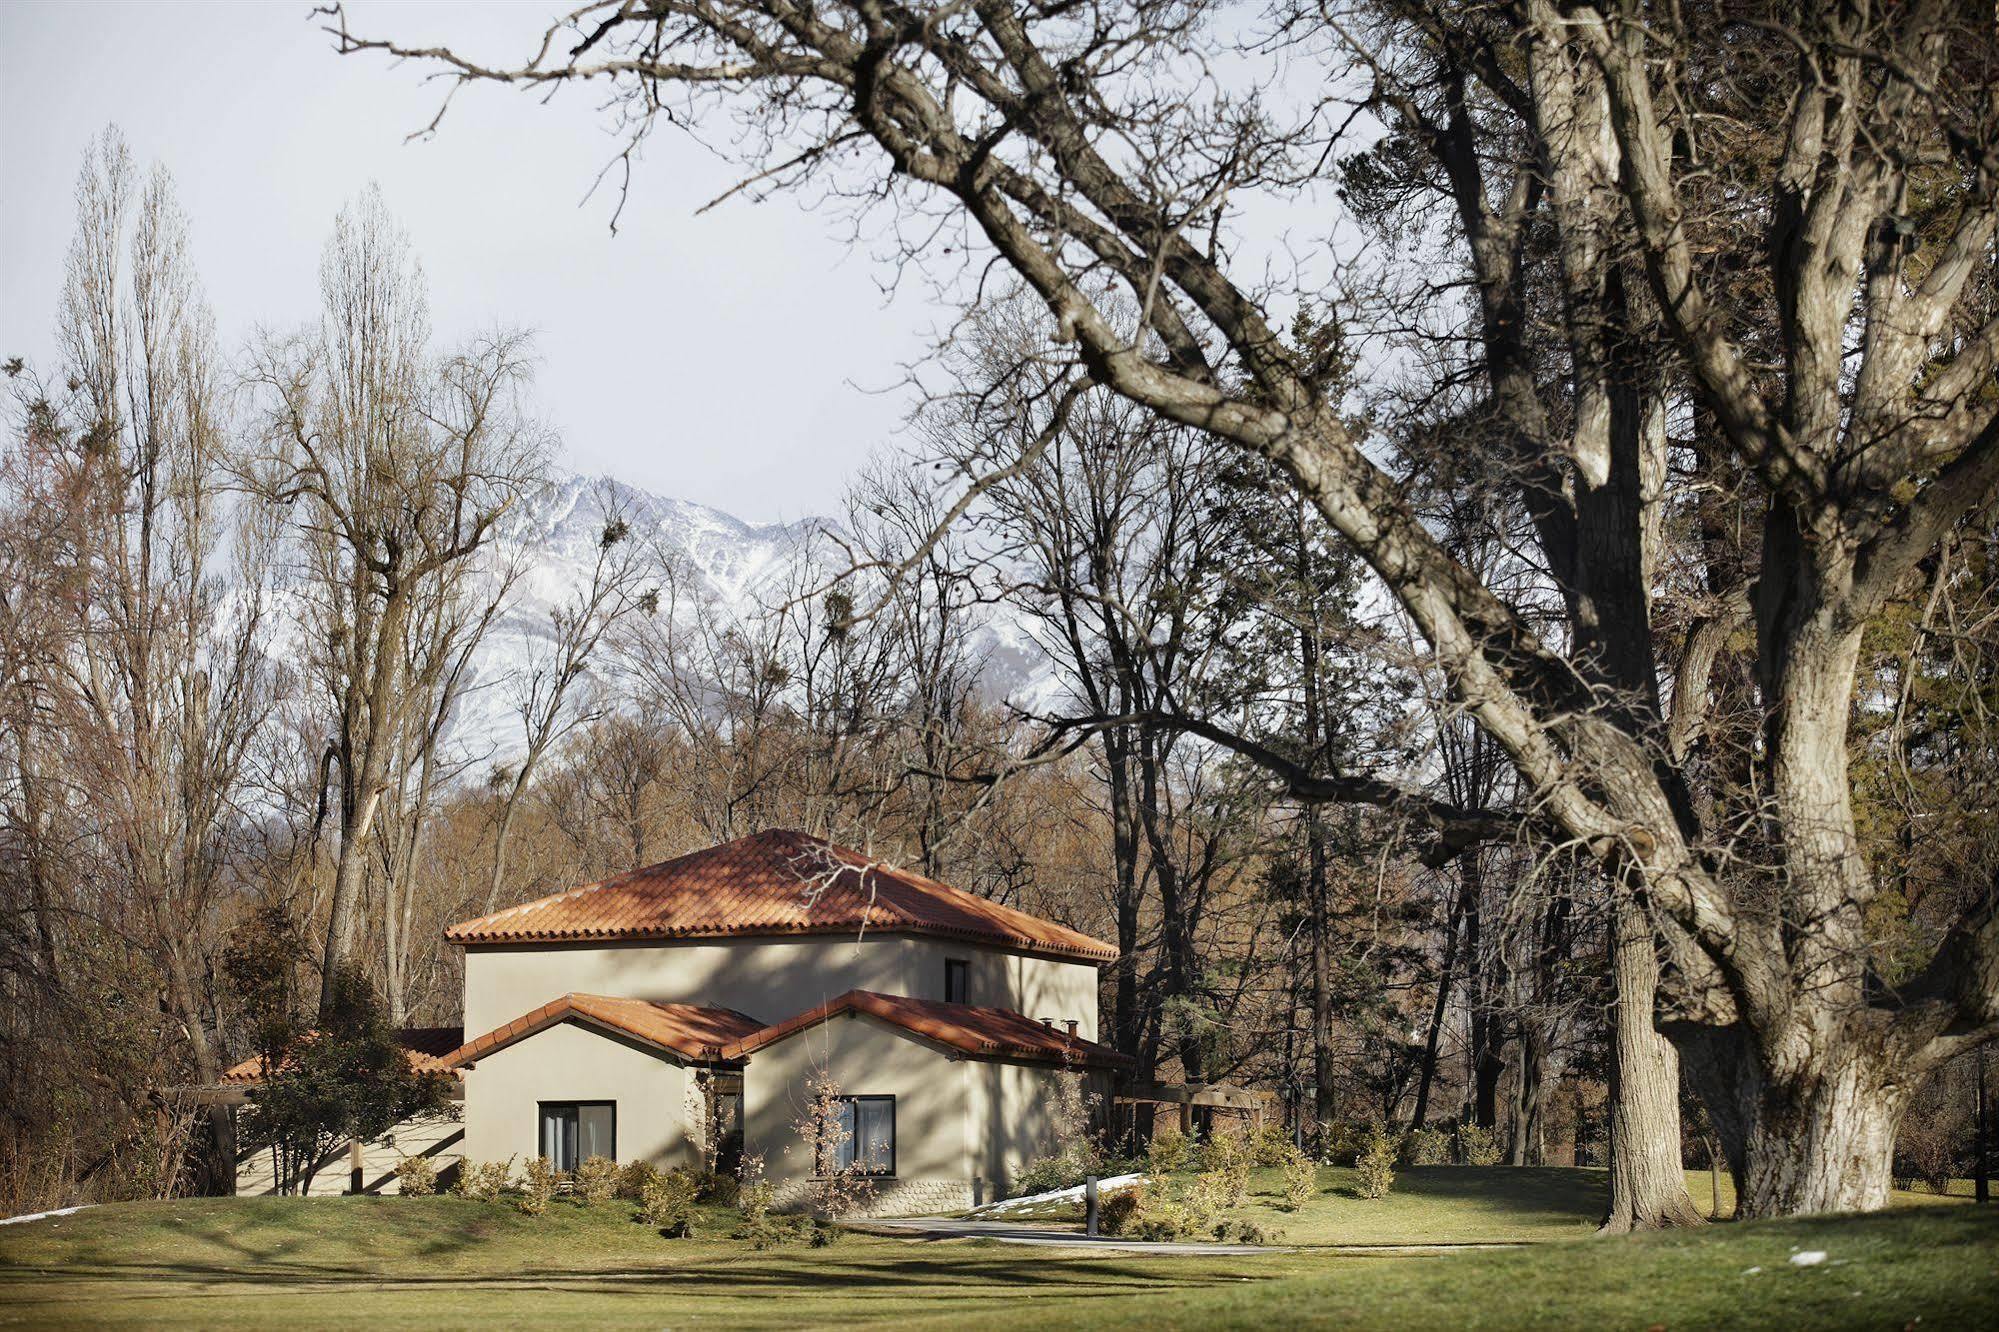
[220,1026,464,1084]
[444,828,1117,964]
[437,994,764,1069]
[721,989,1136,1071]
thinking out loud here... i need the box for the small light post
[1085,1174,1099,1237]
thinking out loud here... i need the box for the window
[828,1096,895,1177]
[944,957,970,1005]
[539,1102,615,1171]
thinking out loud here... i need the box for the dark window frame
[538,1100,616,1171]
[944,957,970,1005]
[820,1094,896,1179]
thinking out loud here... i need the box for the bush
[616,1159,664,1201]
[1185,1169,1231,1229]
[1196,1130,1251,1209]
[1457,1124,1502,1166]
[573,1155,619,1206]
[1249,1121,1293,1167]
[451,1157,512,1202]
[1146,1126,1191,1174]
[1213,1218,1280,1245]
[1011,1154,1085,1198]
[1401,1127,1450,1166]
[1280,1145,1318,1210]
[517,1157,561,1216]
[732,1177,796,1249]
[393,1154,438,1198]
[1098,1186,1144,1236]
[1354,1126,1396,1200]
[637,1168,699,1237]
[1127,1196,1201,1241]
[1316,1120,1368,1167]
[696,1171,740,1207]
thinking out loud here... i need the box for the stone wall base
[773,1176,973,1218]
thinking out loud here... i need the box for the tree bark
[1602,895,1703,1231]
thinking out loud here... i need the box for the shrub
[1214,1218,1280,1245]
[732,1177,796,1249]
[1146,1126,1191,1175]
[451,1157,512,1202]
[1401,1127,1450,1166]
[1011,1154,1085,1198]
[637,1169,699,1237]
[517,1157,561,1216]
[1249,1121,1293,1167]
[1457,1124,1502,1166]
[1098,1186,1144,1236]
[616,1159,664,1201]
[1206,1129,1252,1208]
[696,1171,740,1207]
[1354,1126,1397,1199]
[1127,1196,1201,1241]
[573,1155,619,1206]
[1316,1120,1367,1167]
[1185,1169,1231,1229]
[1280,1145,1318,1210]
[393,1154,438,1198]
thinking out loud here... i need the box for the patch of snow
[0,1204,91,1227]
[970,1173,1146,1215]
[1789,1250,1828,1267]
[1742,1266,1762,1276]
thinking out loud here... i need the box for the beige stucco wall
[740,1011,1091,1215]
[965,1060,1116,1197]
[234,1112,462,1197]
[463,934,1101,1040]
[458,1019,701,1171]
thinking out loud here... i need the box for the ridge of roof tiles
[444,828,1116,963]
[721,988,1136,1071]
[439,994,764,1068]
[220,1025,464,1084]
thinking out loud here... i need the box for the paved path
[864,1216,1283,1255]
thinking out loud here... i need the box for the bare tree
[243,186,548,1016]
[484,482,651,912]
[0,129,279,1193]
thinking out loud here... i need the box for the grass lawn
[1,1172,1992,1329]
[993,1163,1974,1247]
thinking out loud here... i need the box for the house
[231,829,1128,1214]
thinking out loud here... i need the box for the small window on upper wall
[945,957,970,1004]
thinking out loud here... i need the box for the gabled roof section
[721,989,1136,1071]
[445,828,1117,964]
[221,1026,463,1084]
[438,994,762,1069]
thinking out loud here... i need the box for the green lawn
[992,1163,1973,1247]
[1,1173,1992,1329]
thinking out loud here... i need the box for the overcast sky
[1,1,944,523]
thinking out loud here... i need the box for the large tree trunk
[1602,896,1703,1232]
[1738,1058,1904,1216]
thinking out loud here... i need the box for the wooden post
[1179,1101,1194,1135]
[348,1139,364,1195]
[1977,1047,1990,1205]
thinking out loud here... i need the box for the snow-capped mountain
[448,471,1056,771]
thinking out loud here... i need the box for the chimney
[1066,1020,1079,1040]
